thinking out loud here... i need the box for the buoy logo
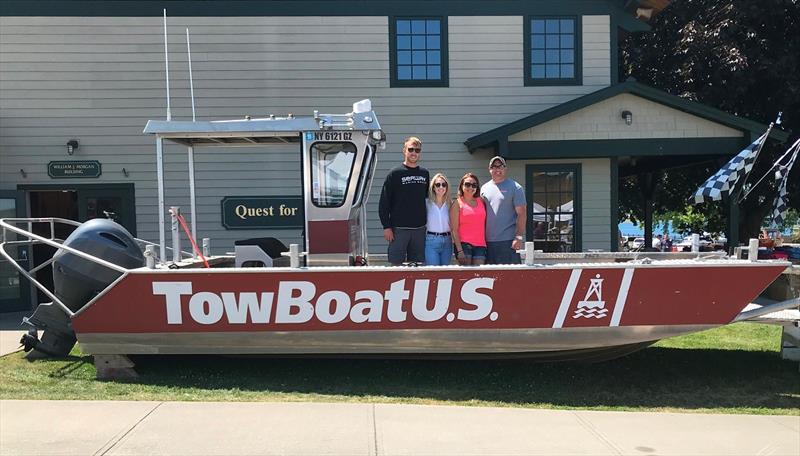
[573,274,607,319]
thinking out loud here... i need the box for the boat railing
[0,217,192,317]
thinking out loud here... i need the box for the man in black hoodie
[378,136,430,265]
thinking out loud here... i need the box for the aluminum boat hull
[70,260,787,358]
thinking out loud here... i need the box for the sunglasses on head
[406,147,421,153]
[463,182,478,188]
[434,182,447,188]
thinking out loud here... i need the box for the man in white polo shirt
[481,156,527,264]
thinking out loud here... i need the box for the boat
[1,102,796,378]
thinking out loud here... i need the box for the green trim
[465,81,790,151]
[0,1,649,31]
[389,16,449,88]
[609,14,619,84]
[524,15,582,87]
[0,190,32,312]
[609,156,619,252]
[525,163,582,252]
[506,137,748,159]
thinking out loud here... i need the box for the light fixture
[122,167,130,177]
[66,139,79,155]
[636,7,653,20]
[20,169,27,178]
[621,110,633,126]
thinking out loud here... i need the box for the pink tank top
[458,197,486,247]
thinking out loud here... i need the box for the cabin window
[525,17,581,86]
[526,164,581,252]
[310,142,357,208]
[390,17,448,87]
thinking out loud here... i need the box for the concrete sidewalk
[0,311,28,357]
[1,400,798,455]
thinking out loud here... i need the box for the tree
[621,0,800,239]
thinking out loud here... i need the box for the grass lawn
[0,322,797,415]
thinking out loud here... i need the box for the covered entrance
[2,184,136,311]
[464,81,789,252]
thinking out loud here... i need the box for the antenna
[186,28,196,121]
[163,9,172,121]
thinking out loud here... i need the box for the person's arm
[449,199,464,261]
[512,204,526,250]
[511,183,527,250]
[378,172,394,242]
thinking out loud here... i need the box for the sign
[48,161,102,178]
[221,196,303,229]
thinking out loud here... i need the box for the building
[0,0,787,311]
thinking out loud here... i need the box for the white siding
[0,15,613,254]
[582,15,611,88]
[508,93,744,141]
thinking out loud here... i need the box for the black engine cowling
[53,218,145,312]
[23,219,145,358]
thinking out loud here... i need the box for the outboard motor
[22,219,144,357]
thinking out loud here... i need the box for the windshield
[309,142,357,208]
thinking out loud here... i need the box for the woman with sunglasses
[449,173,487,265]
[424,173,453,265]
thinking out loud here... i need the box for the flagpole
[736,112,781,203]
[739,137,799,203]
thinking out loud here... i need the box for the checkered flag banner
[770,139,800,227]
[692,133,767,204]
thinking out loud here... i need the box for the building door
[0,190,31,312]
[20,184,136,309]
[77,186,137,236]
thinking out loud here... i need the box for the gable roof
[464,80,790,152]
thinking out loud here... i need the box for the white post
[691,233,700,253]
[748,238,759,262]
[170,206,181,263]
[202,238,210,257]
[163,9,171,121]
[144,245,156,269]
[156,137,166,262]
[525,241,535,266]
[289,243,300,268]
[186,28,196,121]
[188,145,197,257]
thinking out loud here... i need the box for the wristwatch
[515,235,524,241]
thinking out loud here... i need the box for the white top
[426,199,450,233]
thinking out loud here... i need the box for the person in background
[378,136,429,265]
[450,173,487,265]
[424,173,453,265]
[652,234,663,251]
[533,221,548,240]
[663,234,673,252]
[481,156,527,264]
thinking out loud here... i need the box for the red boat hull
[71,262,786,356]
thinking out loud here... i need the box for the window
[526,165,581,252]
[310,142,357,208]
[390,17,448,87]
[525,17,580,85]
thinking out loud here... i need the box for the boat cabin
[143,101,386,266]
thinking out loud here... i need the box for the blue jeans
[424,233,453,265]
